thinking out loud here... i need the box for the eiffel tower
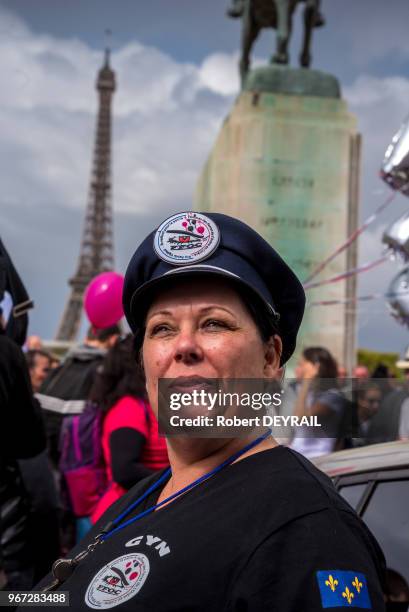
[56,47,116,341]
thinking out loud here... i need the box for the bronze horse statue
[227,0,324,86]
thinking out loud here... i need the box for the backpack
[41,346,106,400]
[59,402,107,518]
[58,399,151,518]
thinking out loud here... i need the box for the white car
[314,441,409,610]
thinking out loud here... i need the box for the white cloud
[114,42,199,116]
[0,7,239,219]
[0,7,240,337]
[198,52,240,96]
[345,75,409,110]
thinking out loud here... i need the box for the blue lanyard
[101,429,272,541]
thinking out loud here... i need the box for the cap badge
[154,212,220,265]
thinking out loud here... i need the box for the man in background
[17,349,61,584]
[37,324,120,551]
[366,348,409,443]
[26,349,52,392]
[38,324,120,470]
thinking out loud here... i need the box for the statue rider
[227,0,325,28]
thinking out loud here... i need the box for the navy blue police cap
[123,211,305,365]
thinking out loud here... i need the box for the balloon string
[302,190,397,285]
[308,295,379,306]
[307,288,409,307]
[303,255,389,291]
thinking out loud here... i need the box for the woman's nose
[174,329,203,364]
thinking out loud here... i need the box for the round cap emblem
[154,212,220,265]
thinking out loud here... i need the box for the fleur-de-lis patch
[325,575,338,592]
[316,570,371,608]
[352,576,363,593]
[342,587,354,605]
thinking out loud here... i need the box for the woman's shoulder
[237,446,353,520]
[229,447,374,571]
[104,396,149,429]
[111,395,146,409]
[314,387,346,410]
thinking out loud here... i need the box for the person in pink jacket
[89,335,169,523]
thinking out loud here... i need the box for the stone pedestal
[194,67,360,373]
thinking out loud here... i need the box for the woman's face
[142,277,282,414]
[297,356,319,380]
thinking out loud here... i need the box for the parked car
[314,441,409,610]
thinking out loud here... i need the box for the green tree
[357,349,401,378]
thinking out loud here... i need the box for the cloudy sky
[1,0,409,355]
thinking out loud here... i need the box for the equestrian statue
[227,0,325,86]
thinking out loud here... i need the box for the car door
[337,469,409,610]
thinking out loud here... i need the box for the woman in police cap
[30,212,385,611]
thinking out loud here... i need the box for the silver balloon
[387,265,409,325]
[383,210,409,260]
[381,114,409,195]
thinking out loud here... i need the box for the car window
[338,483,367,510]
[362,480,409,590]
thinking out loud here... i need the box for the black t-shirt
[28,447,385,611]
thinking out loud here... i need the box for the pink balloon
[84,272,124,329]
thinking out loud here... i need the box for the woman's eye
[150,323,173,336]
[203,319,230,329]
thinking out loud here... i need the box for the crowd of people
[278,346,409,455]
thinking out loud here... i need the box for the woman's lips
[168,376,216,394]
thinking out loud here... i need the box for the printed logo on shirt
[85,553,150,609]
[316,570,371,608]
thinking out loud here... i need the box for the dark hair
[303,346,339,391]
[86,324,121,343]
[239,291,280,344]
[89,334,146,412]
[384,568,409,601]
[25,349,52,371]
[371,363,389,378]
[303,347,338,378]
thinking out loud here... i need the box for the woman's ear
[264,334,282,378]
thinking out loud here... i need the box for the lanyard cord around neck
[45,429,272,592]
[100,428,272,541]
